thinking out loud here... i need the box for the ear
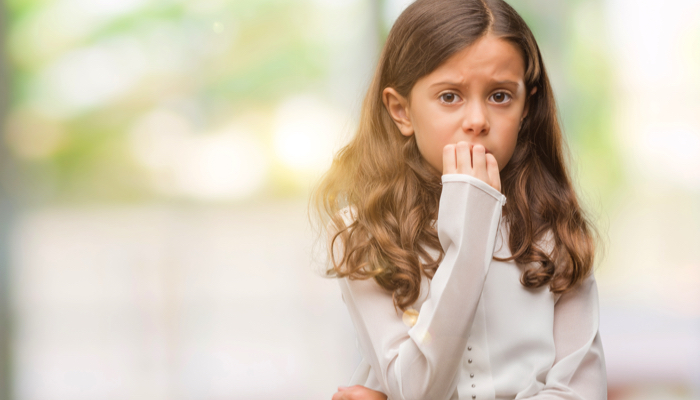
[382,87,414,136]
[521,86,538,120]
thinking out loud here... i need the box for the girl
[311,0,607,399]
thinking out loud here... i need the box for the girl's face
[383,34,535,173]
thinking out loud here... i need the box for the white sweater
[335,174,607,400]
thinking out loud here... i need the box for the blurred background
[0,0,698,399]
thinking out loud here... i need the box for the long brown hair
[310,0,596,312]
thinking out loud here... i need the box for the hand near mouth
[442,141,501,192]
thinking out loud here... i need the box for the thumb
[337,386,349,391]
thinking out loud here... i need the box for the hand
[443,142,501,192]
[331,385,388,400]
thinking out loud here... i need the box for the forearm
[342,175,506,400]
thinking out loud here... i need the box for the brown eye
[439,93,460,104]
[491,92,511,104]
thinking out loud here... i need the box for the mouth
[467,143,489,154]
[456,142,491,155]
[475,145,490,155]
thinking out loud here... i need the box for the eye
[490,91,512,104]
[439,92,461,104]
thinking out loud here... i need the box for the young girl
[311,0,607,399]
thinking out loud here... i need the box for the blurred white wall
[11,201,361,399]
[597,0,700,396]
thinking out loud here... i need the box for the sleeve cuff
[441,174,507,206]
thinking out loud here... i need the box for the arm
[521,272,608,400]
[336,173,506,400]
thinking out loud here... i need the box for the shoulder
[326,205,359,259]
[327,205,359,237]
[554,269,598,305]
[338,205,358,226]
[537,228,556,255]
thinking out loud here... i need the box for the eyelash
[490,91,512,104]
[438,91,513,105]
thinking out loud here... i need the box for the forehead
[423,34,525,84]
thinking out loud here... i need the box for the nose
[461,100,489,136]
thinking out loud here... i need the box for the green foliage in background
[4,0,330,203]
[511,0,622,207]
[3,0,622,207]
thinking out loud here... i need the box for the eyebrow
[430,79,521,88]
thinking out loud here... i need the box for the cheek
[414,133,445,171]
[411,106,459,164]
[491,118,521,167]
[413,103,460,136]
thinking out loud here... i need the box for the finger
[456,141,471,174]
[337,386,349,391]
[442,144,456,174]
[471,144,487,179]
[486,153,501,192]
[331,391,344,400]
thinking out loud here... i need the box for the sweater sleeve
[335,174,506,400]
[521,272,608,400]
